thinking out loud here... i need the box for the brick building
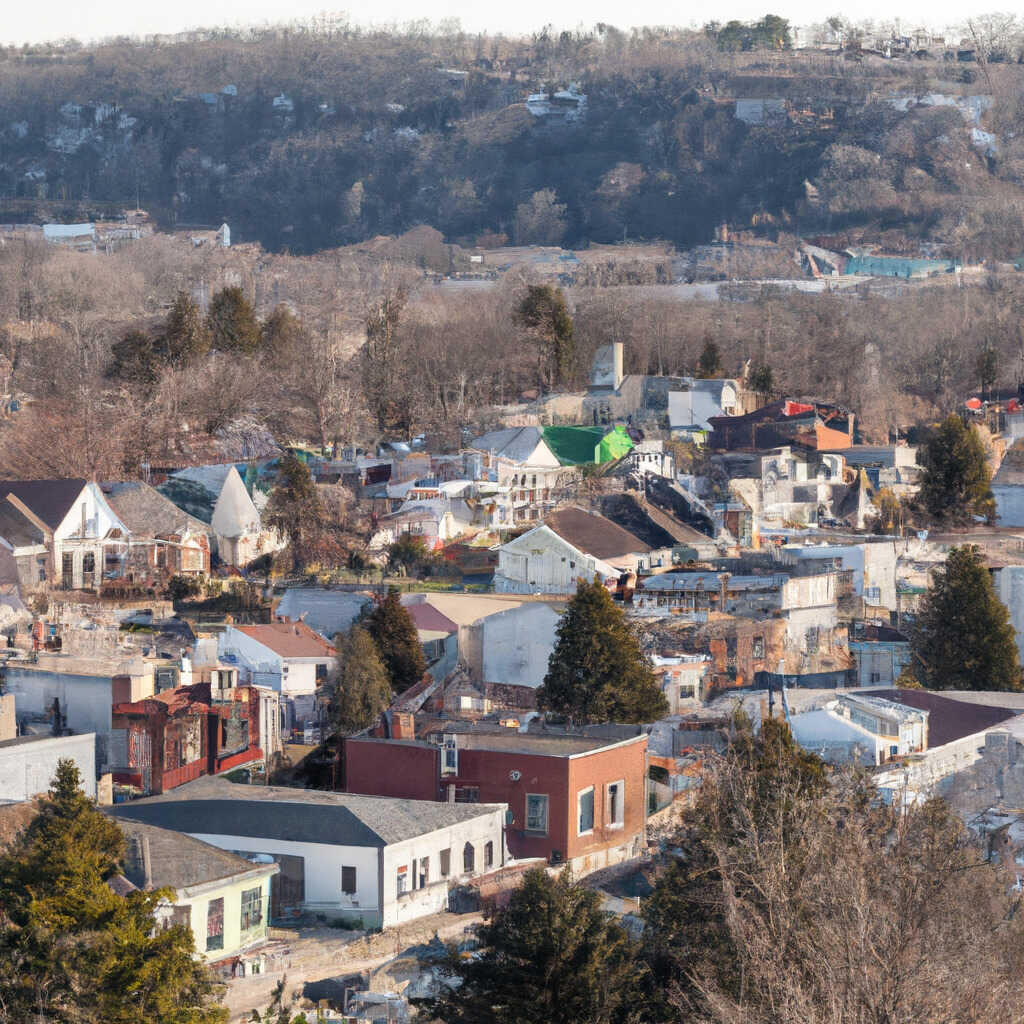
[341,720,648,875]
[110,682,266,796]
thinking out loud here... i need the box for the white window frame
[606,779,625,830]
[577,786,595,836]
[525,793,549,833]
[396,865,408,896]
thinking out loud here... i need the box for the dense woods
[4,20,1024,256]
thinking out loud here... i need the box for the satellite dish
[509,769,522,782]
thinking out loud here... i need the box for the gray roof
[110,775,502,848]
[275,588,373,640]
[112,817,276,891]
[102,481,211,538]
[470,427,547,463]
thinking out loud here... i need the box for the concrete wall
[192,833,383,925]
[4,663,116,735]
[0,732,97,800]
[996,485,1024,527]
[478,603,561,688]
[0,692,14,741]
[999,566,1024,665]
[380,808,507,927]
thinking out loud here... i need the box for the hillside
[2,25,1024,257]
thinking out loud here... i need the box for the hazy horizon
[2,1,987,48]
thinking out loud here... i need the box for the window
[805,628,820,654]
[606,781,625,829]
[396,865,408,896]
[240,886,263,931]
[166,904,191,931]
[578,787,595,835]
[419,856,429,888]
[463,842,475,872]
[678,684,696,701]
[484,841,494,868]
[440,848,451,877]
[525,794,549,833]
[442,738,458,775]
[206,897,224,951]
[752,636,765,660]
[455,786,479,803]
[341,866,357,895]
[82,552,95,574]
[869,671,882,684]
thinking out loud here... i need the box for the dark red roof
[870,689,1020,747]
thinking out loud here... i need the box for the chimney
[719,572,731,608]
[142,835,153,890]
[612,341,624,391]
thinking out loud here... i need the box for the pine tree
[697,336,721,378]
[514,284,576,389]
[365,586,426,694]
[206,286,262,353]
[261,303,305,360]
[0,760,227,1023]
[265,452,323,568]
[420,867,645,1024]
[331,627,393,734]
[918,414,994,522]
[162,290,210,365]
[911,544,1021,691]
[538,578,668,724]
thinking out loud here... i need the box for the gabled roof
[404,602,458,635]
[110,775,502,847]
[102,481,210,538]
[234,621,336,659]
[469,427,559,467]
[113,817,275,891]
[543,507,649,559]
[0,479,87,531]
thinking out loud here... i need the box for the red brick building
[111,683,265,796]
[342,723,648,875]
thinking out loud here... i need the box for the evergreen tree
[911,544,1021,691]
[918,414,994,522]
[206,286,262,353]
[264,452,323,568]
[365,586,426,694]
[162,290,210,365]
[514,285,576,390]
[697,336,721,378]
[748,362,774,401]
[331,627,393,733]
[0,760,226,1023]
[108,329,162,390]
[421,867,645,1024]
[261,303,305,361]
[538,578,668,724]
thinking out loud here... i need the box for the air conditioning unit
[509,769,522,782]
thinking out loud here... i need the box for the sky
[1,1,985,46]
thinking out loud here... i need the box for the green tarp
[542,424,634,465]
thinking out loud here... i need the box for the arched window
[463,842,475,872]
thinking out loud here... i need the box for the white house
[159,465,284,567]
[0,731,97,801]
[668,379,740,437]
[111,775,508,929]
[495,507,660,594]
[0,479,131,590]
[467,427,565,523]
[218,622,336,697]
